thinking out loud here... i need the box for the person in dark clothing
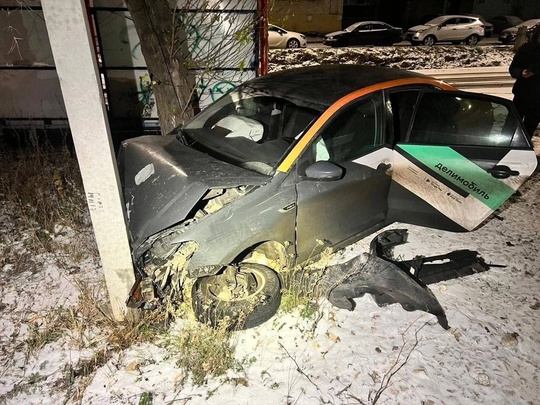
[509,25,540,139]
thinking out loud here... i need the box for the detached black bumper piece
[324,252,450,329]
[323,229,493,330]
[370,229,490,285]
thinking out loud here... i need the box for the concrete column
[41,0,137,321]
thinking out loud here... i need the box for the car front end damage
[118,134,271,310]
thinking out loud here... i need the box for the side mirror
[305,161,344,181]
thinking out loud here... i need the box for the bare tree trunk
[125,0,197,134]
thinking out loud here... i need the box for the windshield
[426,16,446,25]
[181,87,319,175]
[522,19,540,28]
[345,22,362,32]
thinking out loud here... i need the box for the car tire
[465,34,480,45]
[286,38,301,48]
[422,35,436,46]
[192,263,281,330]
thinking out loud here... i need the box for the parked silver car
[406,15,485,45]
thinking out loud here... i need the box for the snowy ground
[1,47,539,404]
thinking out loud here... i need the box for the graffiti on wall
[0,0,258,128]
[95,2,257,121]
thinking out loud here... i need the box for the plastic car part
[323,252,450,329]
[370,229,490,284]
[192,263,281,329]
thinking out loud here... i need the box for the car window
[312,94,384,163]
[371,23,386,30]
[389,90,420,141]
[408,92,521,147]
[458,18,474,24]
[182,91,319,173]
[442,18,460,26]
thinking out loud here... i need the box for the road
[307,36,505,48]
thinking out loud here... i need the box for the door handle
[487,165,520,179]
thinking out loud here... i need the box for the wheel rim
[205,265,266,302]
[424,36,435,46]
[288,39,299,48]
[467,36,478,45]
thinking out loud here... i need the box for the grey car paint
[119,66,537,326]
[118,134,270,253]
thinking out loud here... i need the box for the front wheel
[422,35,436,46]
[192,263,281,330]
[465,34,480,45]
[286,38,301,48]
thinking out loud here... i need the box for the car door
[295,92,393,261]
[438,17,461,41]
[458,17,479,39]
[387,89,537,232]
[351,23,371,45]
[268,25,285,48]
[370,22,389,44]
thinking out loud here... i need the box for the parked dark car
[488,15,524,33]
[323,21,402,47]
[499,19,540,44]
[119,65,537,329]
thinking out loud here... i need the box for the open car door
[387,90,537,232]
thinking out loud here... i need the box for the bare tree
[125,0,259,134]
[124,0,197,134]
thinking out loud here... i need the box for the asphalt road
[307,36,505,48]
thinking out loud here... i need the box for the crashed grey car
[118,65,537,328]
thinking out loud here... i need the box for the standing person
[509,25,540,139]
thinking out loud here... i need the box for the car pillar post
[41,0,138,321]
[514,25,528,51]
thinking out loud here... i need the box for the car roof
[522,19,540,26]
[350,20,391,25]
[240,65,433,110]
[438,14,480,19]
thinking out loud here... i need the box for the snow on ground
[1,47,539,404]
[268,45,515,71]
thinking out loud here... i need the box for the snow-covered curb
[269,45,515,72]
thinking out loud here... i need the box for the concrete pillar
[41,0,137,321]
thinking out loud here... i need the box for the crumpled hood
[325,30,347,37]
[118,135,269,249]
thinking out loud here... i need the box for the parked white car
[268,24,307,49]
[406,15,485,45]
